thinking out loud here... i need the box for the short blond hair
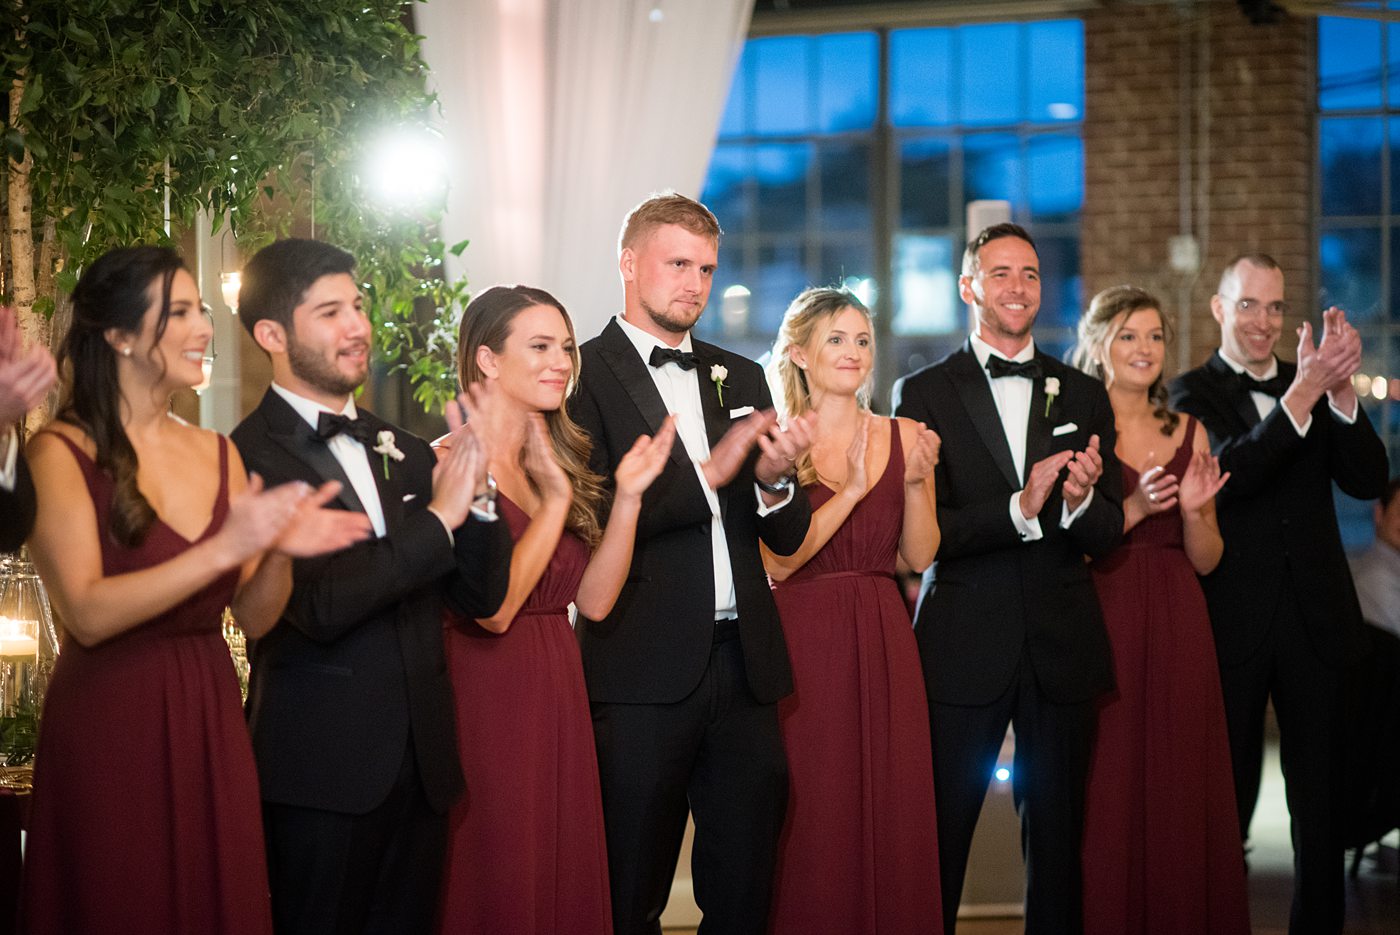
[618,191,722,255]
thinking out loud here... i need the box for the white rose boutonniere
[373,430,406,479]
[1043,376,1061,417]
[710,363,730,406]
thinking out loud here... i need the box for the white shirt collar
[616,313,694,363]
[271,381,358,430]
[1217,350,1278,382]
[970,331,1035,368]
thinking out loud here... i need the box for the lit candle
[0,615,38,657]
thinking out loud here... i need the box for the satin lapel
[1207,352,1262,429]
[359,413,404,532]
[1023,354,1058,482]
[948,345,1021,490]
[694,348,730,453]
[264,412,366,516]
[596,320,690,472]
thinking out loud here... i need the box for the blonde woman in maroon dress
[436,285,674,935]
[20,246,369,935]
[1071,285,1248,935]
[763,286,943,935]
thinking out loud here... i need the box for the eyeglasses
[1229,297,1289,319]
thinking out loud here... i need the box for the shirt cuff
[0,428,15,493]
[1328,395,1358,424]
[755,482,795,516]
[1282,402,1312,437]
[1009,492,1043,542]
[1060,487,1094,528]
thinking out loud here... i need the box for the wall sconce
[220,271,241,314]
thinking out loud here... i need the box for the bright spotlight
[365,128,448,209]
[994,767,1011,782]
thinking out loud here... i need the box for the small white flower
[1043,376,1061,417]
[710,364,730,406]
[373,430,405,478]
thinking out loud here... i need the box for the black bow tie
[986,355,1042,380]
[1236,370,1290,399]
[316,412,376,445]
[649,345,699,371]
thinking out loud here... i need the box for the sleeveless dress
[768,420,942,935]
[437,494,611,934]
[1081,417,1250,935]
[20,434,273,935]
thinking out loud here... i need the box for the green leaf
[176,86,191,124]
[19,72,43,114]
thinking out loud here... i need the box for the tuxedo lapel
[359,412,404,532]
[692,345,730,453]
[1206,352,1263,429]
[596,320,690,472]
[948,345,1021,490]
[257,391,367,516]
[1023,354,1059,481]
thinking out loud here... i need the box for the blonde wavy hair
[456,285,606,547]
[767,287,873,487]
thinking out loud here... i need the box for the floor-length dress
[768,420,941,935]
[437,494,611,934]
[20,434,273,935]
[1082,417,1250,935]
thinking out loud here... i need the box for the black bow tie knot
[986,355,1043,380]
[1236,370,1290,399]
[316,412,377,445]
[649,345,700,371]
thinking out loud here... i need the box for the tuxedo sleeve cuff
[1060,488,1094,528]
[1328,396,1358,424]
[1282,403,1312,437]
[0,428,16,493]
[754,483,794,516]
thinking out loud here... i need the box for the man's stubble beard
[287,335,365,398]
[640,298,703,335]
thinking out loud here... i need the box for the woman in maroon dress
[762,287,942,935]
[1072,285,1249,935]
[20,246,368,935]
[436,285,674,935]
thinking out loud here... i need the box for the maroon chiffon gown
[1081,417,1250,935]
[20,434,272,935]
[437,494,611,934]
[769,420,941,935]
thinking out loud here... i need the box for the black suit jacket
[893,343,1123,706]
[568,319,811,706]
[1168,353,1388,667]
[231,389,512,815]
[0,445,35,552]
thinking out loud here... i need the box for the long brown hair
[1071,284,1179,437]
[768,286,873,487]
[456,285,605,547]
[57,245,185,546]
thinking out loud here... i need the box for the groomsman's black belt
[713,620,740,644]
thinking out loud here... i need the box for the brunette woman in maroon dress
[435,285,674,935]
[1072,285,1248,935]
[762,287,942,935]
[20,246,368,935]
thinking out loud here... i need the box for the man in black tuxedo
[1168,254,1387,934]
[0,304,56,551]
[893,223,1123,934]
[569,192,814,935]
[230,239,512,935]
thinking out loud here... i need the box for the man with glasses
[1169,254,1387,934]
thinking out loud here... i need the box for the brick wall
[1081,0,1314,371]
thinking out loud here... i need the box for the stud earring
[121,347,132,357]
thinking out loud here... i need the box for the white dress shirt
[969,332,1091,541]
[271,383,388,538]
[1216,351,1357,433]
[0,427,18,492]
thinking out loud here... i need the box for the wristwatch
[471,472,499,519]
[756,472,795,495]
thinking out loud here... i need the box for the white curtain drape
[418,0,753,341]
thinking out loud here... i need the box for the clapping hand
[0,305,56,425]
[1295,307,1362,402]
[755,410,817,488]
[839,413,872,499]
[523,413,572,505]
[1177,450,1229,516]
[702,409,776,490]
[1061,434,1105,511]
[1129,460,1179,516]
[274,480,374,556]
[903,422,940,487]
[614,416,677,500]
[431,426,489,528]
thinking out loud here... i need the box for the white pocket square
[1052,422,1078,437]
[729,405,755,419]
[402,493,417,502]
